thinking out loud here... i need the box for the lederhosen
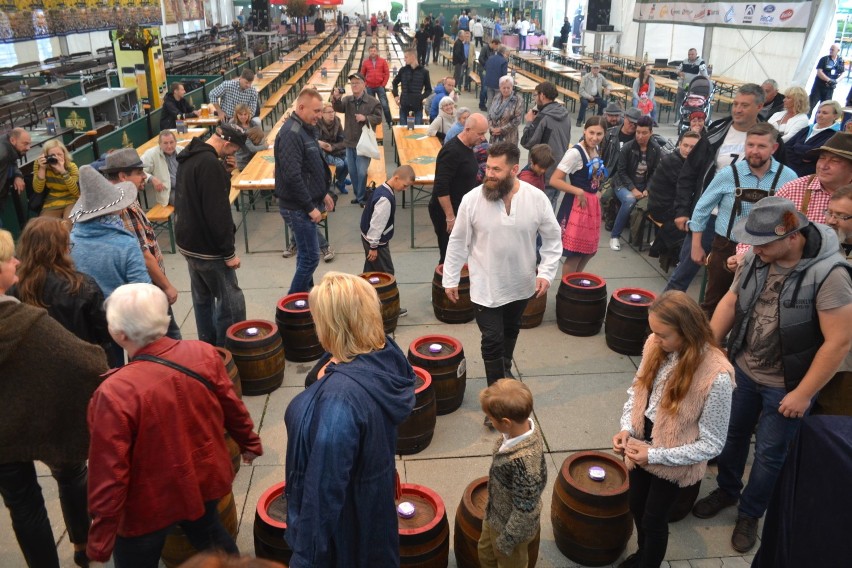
[701,164,786,316]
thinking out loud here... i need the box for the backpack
[422,91,436,116]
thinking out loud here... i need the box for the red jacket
[86,337,263,562]
[360,55,390,89]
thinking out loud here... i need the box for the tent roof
[418,0,500,14]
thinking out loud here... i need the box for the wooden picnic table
[136,127,208,155]
[393,124,441,247]
[184,116,220,128]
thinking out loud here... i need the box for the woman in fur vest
[612,291,735,568]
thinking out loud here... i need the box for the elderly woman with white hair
[487,75,524,146]
[85,283,263,567]
[427,96,457,143]
[445,106,471,143]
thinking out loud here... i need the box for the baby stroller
[678,75,714,134]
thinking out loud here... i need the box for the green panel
[71,143,97,169]
[97,117,151,155]
[56,107,93,132]
[148,107,163,137]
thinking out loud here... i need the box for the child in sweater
[478,379,547,568]
[612,291,734,568]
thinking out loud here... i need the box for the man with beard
[442,142,561,401]
[687,123,797,317]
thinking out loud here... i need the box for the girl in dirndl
[550,116,608,275]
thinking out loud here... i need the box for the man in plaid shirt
[731,132,852,262]
[209,68,259,122]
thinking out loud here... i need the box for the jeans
[715,366,811,519]
[284,220,328,249]
[628,465,681,568]
[113,498,238,568]
[366,86,393,124]
[543,187,559,210]
[518,34,527,51]
[428,198,451,264]
[0,461,89,568]
[399,101,422,125]
[663,215,716,292]
[479,70,488,108]
[184,256,246,347]
[486,86,498,107]
[432,41,441,62]
[346,147,372,204]
[453,63,467,89]
[361,237,395,274]
[473,298,529,362]
[281,207,321,293]
[578,95,606,123]
[611,186,638,239]
[166,305,182,340]
[323,152,349,192]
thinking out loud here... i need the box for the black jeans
[113,498,238,568]
[628,460,681,567]
[473,298,529,362]
[399,100,423,125]
[0,461,89,568]
[361,237,395,274]
[428,198,453,264]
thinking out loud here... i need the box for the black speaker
[251,0,269,31]
[586,0,611,31]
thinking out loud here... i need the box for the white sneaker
[609,237,621,251]
[321,247,335,262]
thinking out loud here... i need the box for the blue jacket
[275,113,330,213]
[284,337,416,568]
[484,54,508,90]
[429,83,453,121]
[71,216,150,298]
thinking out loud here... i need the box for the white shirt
[472,22,484,37]
[768,111,809,143]
[518,20,530,35]
[442,180,562,307]
[499,418,536,453]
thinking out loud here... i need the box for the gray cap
[604,103,623,116]
[624,108,642,123]
[100,148,143,174]
[730,196,809,246]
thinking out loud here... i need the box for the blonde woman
[33,140,79,218]
[767,86,810,142]
[285,272,415,567]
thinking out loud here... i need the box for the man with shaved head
[429,113,489,262]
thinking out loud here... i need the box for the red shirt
[360,55,390,89]
[86,337,262,562]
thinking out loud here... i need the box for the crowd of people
[1,24,852,568]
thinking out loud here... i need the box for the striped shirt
[208,79,259,118]
[735,174,832,255]
[688,158,798,238]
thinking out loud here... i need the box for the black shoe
[693,488,738,519]
[398,308,408,317]
[504,358,515,379]
[479,105,488,111]
[617,553,639,568]
[576,119,583,127]
[731,515,759,553]
[351,198,360,204]
[74,550,90,568]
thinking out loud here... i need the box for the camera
[46,155,58,164]
[337,87,345,94]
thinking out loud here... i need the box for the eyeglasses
[824,209,852,221]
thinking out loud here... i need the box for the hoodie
[174,137,237,261]
[520,101,572,188]
[284,336,416,568]
[0,295,107,466]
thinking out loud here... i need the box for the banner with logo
[633,1,812,32]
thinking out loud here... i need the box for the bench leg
[166,218,176,254]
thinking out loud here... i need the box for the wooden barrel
[407,335,466,415]
[225,320,286,396]
[254,482,292,566]
[397,366,437,455]
[432,264,474,324]
[215,347,242,477]
[361,271,401,334]
[520,292,547,329]
[214,347,242,398]
[161,492,238,568]
[454,476,540,568]
[275,293,324,362]
[604,288,657,356]
[551,451,632,566]
[669,480,701,523]
[555,273,608,336]
[398,483,450,567]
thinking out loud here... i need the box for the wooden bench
[147,204,176,254]
[260,84,293,127]
[515,68,580,111]
[469,71,482,97]
[715,94,735,112]
[654,96,674,122]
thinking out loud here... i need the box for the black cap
[217,123,247,147]
[348,72,366,82]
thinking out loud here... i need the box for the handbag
[356,124,380,159]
